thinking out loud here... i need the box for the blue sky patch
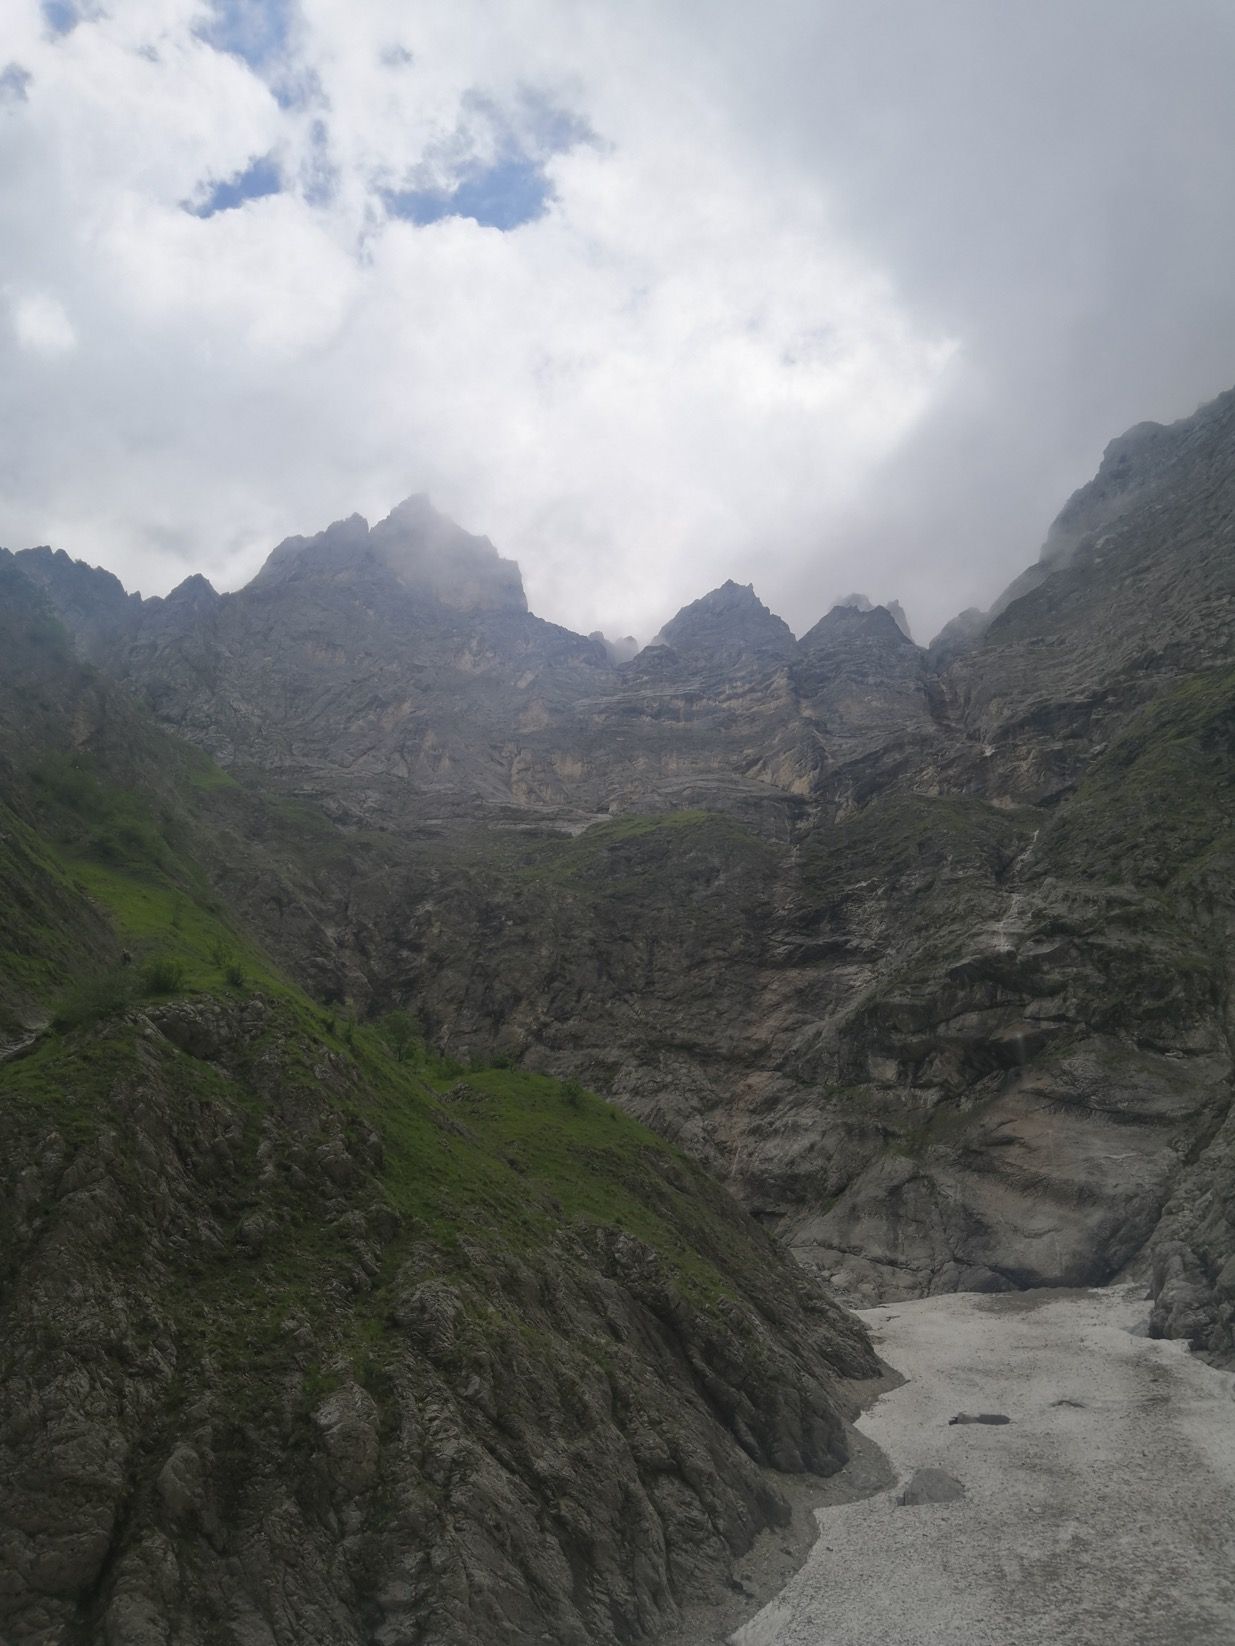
[382,88,593,233]
[384,154,553,231]
[41,0,80,34]
[197,0,294,72]
[186,154,282,218]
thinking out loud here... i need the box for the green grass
[426,807,779,898]
[1040,665,1235,891]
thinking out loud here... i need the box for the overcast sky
[3,0,1234,645]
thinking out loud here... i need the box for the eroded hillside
[0,567,876,1646]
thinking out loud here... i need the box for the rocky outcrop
[796,603,936,769]
[0,997,874,1646]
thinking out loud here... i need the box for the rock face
[10,384,1235,1370]
[0,581,876,1645]
[0,995,873,1646]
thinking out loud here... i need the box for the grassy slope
[1039,663,1235,891]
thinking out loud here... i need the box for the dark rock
[896,1467,967,1504]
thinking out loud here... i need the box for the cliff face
[0,568,876,1646]
[10,385,1235,1373]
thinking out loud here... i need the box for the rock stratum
[3,383,1235,1636]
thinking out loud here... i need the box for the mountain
[4,382,1235,1640]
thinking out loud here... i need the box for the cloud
[9,291,76,355]
[0,63,33,102]
[1,0,1233,642]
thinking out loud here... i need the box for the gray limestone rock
[896,1467,967,1504]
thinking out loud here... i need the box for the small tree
[380,1009,419,1063]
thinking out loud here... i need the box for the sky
[2,1,1235,646]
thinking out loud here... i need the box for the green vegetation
[1041,665,1235,889]
[421,807,778,900]
[49,967,134,1031]
[378,1008,420,1063]
[30,750,176,874]
[799,791,1033,906]
[0,705,766,1420]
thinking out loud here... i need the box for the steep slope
[0,568,877,1646]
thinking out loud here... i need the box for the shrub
[140,955,185,996]
[224,961,246,989]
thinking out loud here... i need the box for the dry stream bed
[728,1285,1235,1646]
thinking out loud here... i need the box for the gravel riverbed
[732,1284,1235,1646]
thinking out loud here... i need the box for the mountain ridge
[7,382,1235,1370]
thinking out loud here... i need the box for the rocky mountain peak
[163,572,219,609]
[653,579,796,660]
[251,497,527,616]
[369,494,527,614]
[830,592,913,640]
[799,599,916,654]
[14,544,140,660]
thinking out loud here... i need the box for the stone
[896,1468,966,1505]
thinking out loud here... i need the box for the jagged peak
[251,497,527,616]
[16,544,136,608]
[799,599,916,653]
[653,580,796,658]
[370,495,526,615]
[166,572,219,606]
[828,592,913,640]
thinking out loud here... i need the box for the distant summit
[831,592,913,641]
[590,630,639,665]
[255,495,527,616]
[799,599,915,654]
[652,580,797,661]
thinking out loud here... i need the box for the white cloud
[9,290,76,355]
[1,0,1233,641]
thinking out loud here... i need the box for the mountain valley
[3,384,1235,1644]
